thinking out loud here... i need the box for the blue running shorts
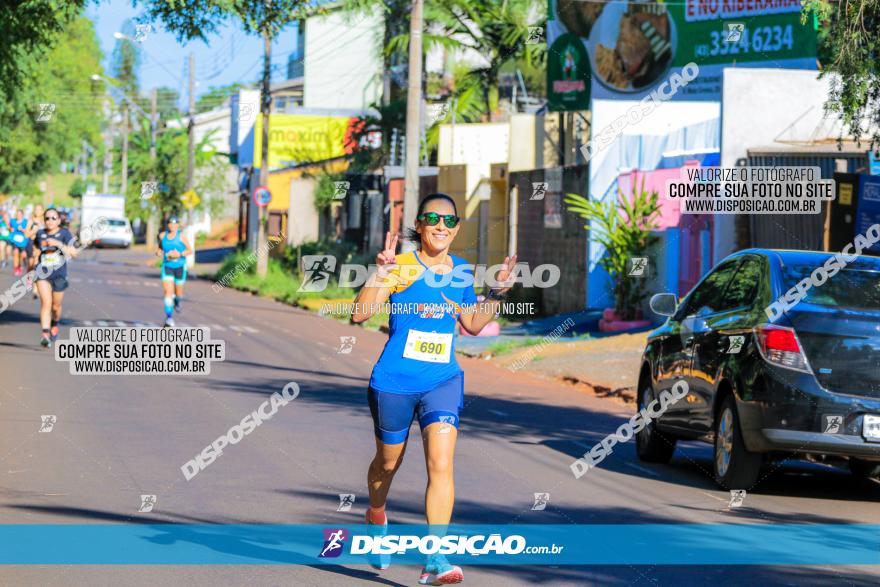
[368,374,463,445]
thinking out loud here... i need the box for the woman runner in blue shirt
[155,215,192,327]
[352,193,516,585]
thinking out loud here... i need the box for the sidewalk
[491,332,649,405]
[456,311,651,406]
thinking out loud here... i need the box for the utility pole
[402,0,424,251]
[121,103,129,195]
[255,3,272,279]
[147,87,158,249]
[102,102,114,193]
[187,53,196,197]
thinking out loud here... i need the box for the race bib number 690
[403,330,453,363]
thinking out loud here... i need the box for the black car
[637,249,880,489]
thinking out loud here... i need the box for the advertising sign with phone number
[547,0,817,109]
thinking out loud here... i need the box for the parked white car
[94,218,133,248]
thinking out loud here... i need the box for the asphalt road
[1,249,879,586]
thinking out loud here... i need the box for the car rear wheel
[849,459,880,479]
[714,395,761,489]
[635,382,676,463]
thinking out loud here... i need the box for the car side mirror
[650,293,678,317]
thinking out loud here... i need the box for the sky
[86,1,300,109]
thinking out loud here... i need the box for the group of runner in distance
[2,192,507,584]
[0,206,190,345]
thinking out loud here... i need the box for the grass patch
[484,337,543,356]
[214,250,390,330]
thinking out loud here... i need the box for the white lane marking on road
[74,320,258,333]
[70,277,82,283]
[125,281,139,285]
[625,462,659,477]
[143,282,159,287]
[699,491,727,503]
[107,280,121,285]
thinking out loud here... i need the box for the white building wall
[719,68,834,260]
[303,10,383,110]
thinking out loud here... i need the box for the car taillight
[754,325,811,373]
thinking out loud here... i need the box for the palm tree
[421,0,545,118]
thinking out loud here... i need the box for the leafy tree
[387,0,545,118]
[0,15,104,192]
[0,0,86,100]
[126,117,228,221]
[69,177,88,198]
[196,82,249,112]
[803,1,880,148]
[154,87,183,122]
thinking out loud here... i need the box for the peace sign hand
[494,255,518,294]
[375,231,399,284]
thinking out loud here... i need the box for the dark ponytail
[404,192,459,244]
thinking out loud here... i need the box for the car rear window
[781,260,880,310]
[106,219,127,226]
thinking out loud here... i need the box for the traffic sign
[181,190,201,210]
[253,186,272,208]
